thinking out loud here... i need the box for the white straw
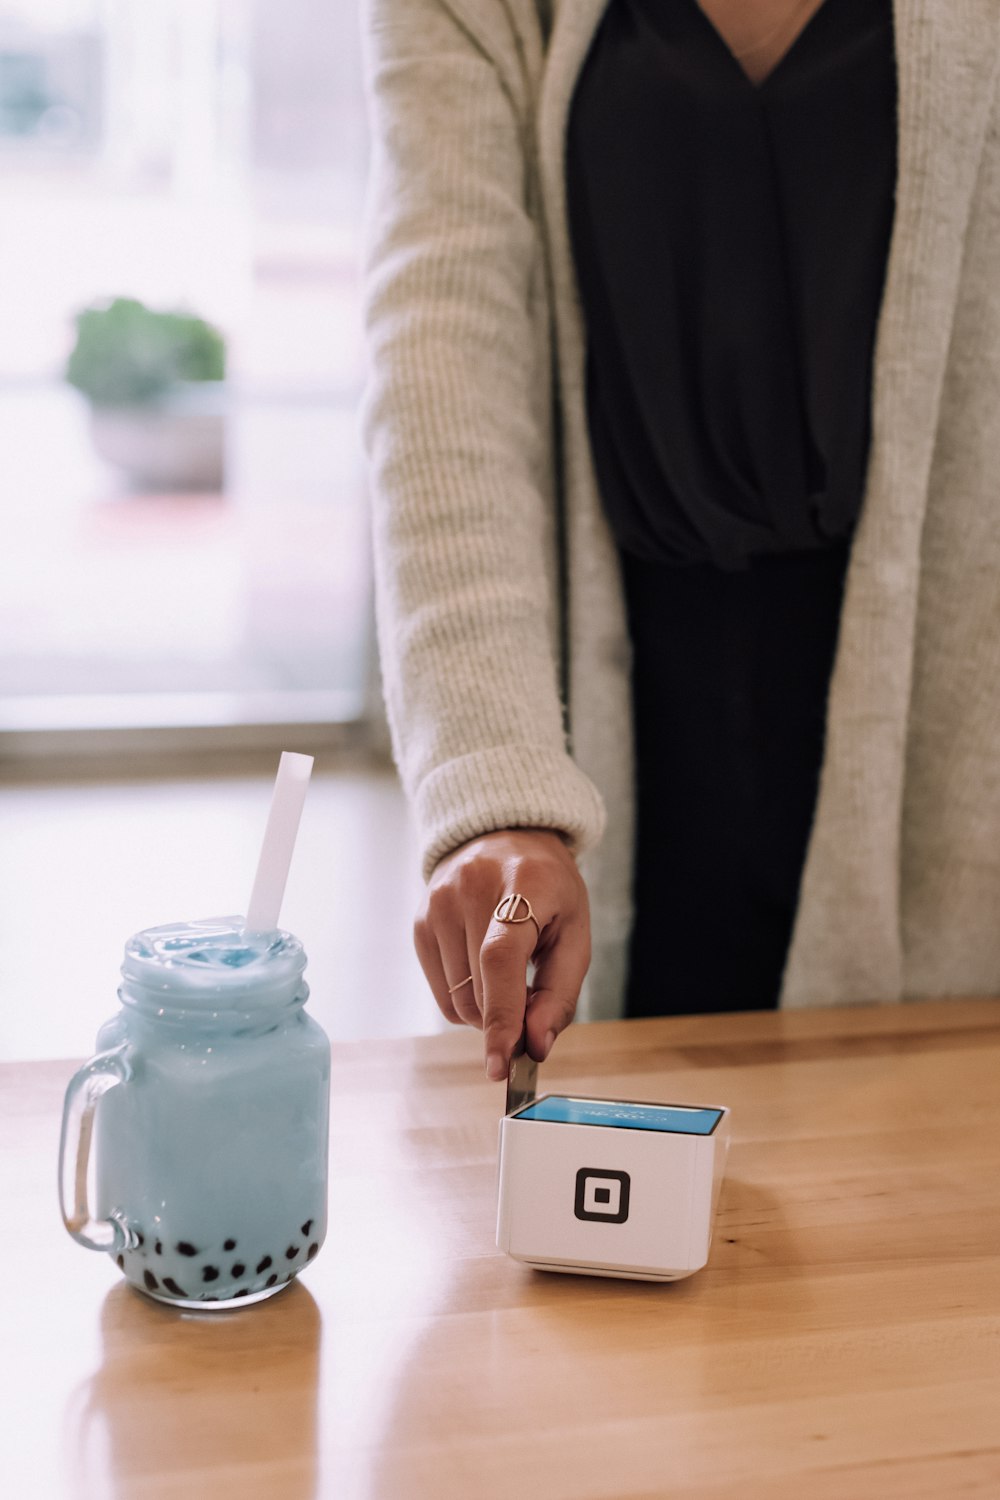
[243,751,314,934]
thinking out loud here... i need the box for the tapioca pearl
[234,1289,249,1298]
[285,1245,299,1260]
[162,1278,186,1297]
[231,1263,245,1278]
[154,1242,163,1255]
[301,1220,313,1236]
[136,1232,145,1248]
[265,1274,278,1288]
[202,1265,220,1283]
[143,1271,159,1292]
[176,1242,199,1257]
[256,1255,272,1274]
[224,1239,237,1251]
[116,1254,125,1271]
[307,1243,319,1261]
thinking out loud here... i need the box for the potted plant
[66,296,228,491]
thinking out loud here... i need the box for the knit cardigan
[359,0,1000,1019]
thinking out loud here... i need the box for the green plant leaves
[65,296,226,406]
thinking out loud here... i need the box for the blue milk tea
[60,916,330,1311]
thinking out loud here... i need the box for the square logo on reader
[574,1167,630,1224]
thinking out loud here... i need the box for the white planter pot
[88,382,228,492]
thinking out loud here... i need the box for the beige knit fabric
[359,0,1000,1018]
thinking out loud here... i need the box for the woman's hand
[414,830,592,1082]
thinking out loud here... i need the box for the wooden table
[2,999,999,1499]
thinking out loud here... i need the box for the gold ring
[447,974,474,994]
[493,892,542,942]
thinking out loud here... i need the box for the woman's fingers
[414,882,483,1027]
[412,913,462,1024]
[464,911,490,1018]
[480,914,538,1080]
[441,940,482,1028]
[523,917,591,1062]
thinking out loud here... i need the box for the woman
[359,0,1000,1079]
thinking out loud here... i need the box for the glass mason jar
[58,916,331,1311]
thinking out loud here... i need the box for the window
[0,0,373,741]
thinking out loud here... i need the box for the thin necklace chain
[729,0,819,61]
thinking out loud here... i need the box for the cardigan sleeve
[358,0,607,878]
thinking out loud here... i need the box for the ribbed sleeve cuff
[415,744,607,879]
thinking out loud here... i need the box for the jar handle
[58,1044,133,1253]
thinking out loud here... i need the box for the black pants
[621,539,851,1017]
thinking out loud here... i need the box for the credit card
[505,1026,538,1115]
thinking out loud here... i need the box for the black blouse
[566,0,898,571]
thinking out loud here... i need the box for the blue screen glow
[515,1095,723,1134]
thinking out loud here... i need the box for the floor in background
[0,753,444,1062]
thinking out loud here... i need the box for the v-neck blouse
[565,0,898,570]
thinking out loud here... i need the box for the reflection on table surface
[2,998,999,1500]
[68,1283,321,1500]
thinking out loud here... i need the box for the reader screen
[515,1096,723,1135]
